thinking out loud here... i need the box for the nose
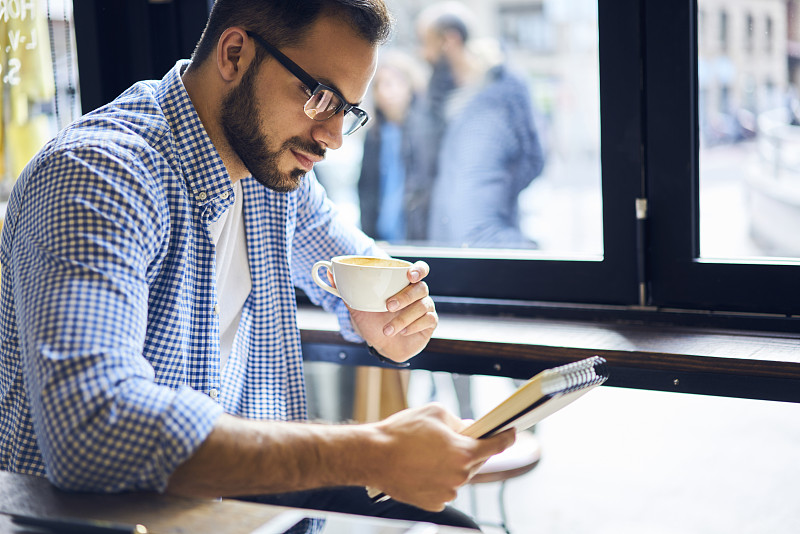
[311,113,344,151]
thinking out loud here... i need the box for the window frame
[394,0,643,308]
[644,0,800,317]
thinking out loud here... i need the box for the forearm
[166,414,380,498]
[168,405,515,512]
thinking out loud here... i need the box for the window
[0,0,80,199]
[318,0,604,258]
[312,0,639,306]
[48,0,800,325]
[696,0,797,264]
[301,0,800,321]
[647,0,799,316]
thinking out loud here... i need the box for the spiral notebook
[461,355,609,439]
[368,356,608,502]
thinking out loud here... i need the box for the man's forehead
[284,16,378,104]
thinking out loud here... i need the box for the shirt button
[220,191,230,200]
[209,389,219,399]
[213,304,219,315]
[197,191,208,201]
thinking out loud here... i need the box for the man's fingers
[407,260,430,283]
[383,296,437,337]
[475,429,516,461]
[400,313,438,336]
[386,281,429,313]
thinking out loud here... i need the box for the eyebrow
[246,31,363,109]
[315,76,363,108]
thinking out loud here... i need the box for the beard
[220,62,326,193]
[428,57,457,108]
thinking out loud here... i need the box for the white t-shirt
[208,180,252,369]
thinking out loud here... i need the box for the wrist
[367,343,410,367]
[315,422,387,488]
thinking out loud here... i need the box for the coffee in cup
[311,255,412,312]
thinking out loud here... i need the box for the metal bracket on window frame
[635,197,649,307]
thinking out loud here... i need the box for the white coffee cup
[311,255,413,312]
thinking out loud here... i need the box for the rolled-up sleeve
[11,146,222,492]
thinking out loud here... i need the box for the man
[0,0,513,528]
[412,2,545,249]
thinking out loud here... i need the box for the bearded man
[0,1,512,529]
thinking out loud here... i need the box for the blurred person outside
[416,1,545,249]
[357,50,425,242]
[409,1,545,423]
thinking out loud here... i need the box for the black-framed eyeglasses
[246,31,370,136]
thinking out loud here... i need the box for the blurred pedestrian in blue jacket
[415,2,545,249]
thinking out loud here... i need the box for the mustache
[284,137,326,159]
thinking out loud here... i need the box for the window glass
[698,0,800,260]
[313,0,603,258]
[0,0,80,200]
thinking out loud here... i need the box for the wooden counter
[298,307,800,403]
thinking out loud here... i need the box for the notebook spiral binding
[553,356,609,394]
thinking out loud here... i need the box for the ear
[216,27,254,82]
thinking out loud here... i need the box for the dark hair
[432,13,469,43]
[192,0,394,65]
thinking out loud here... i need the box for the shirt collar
[156,60,234,214]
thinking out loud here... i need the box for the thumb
[474,429,516,461]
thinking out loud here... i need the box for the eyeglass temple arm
[245,31,321,92]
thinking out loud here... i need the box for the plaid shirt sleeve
[290,171,382,342]
[10,144,223,492]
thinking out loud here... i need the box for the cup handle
[311,261,340,298]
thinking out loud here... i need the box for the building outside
[696,0,800,258]
[698,0,787,145]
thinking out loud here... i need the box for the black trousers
[238,486,480,531]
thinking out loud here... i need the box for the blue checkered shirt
[0,61,376,492]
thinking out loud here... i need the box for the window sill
[298,306,800,403]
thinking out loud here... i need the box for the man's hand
[366,403,515,511]
[348,260,438,362]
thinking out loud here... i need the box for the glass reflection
[313,0,602,257]
[0,0,80,199]
[699,0,800,259]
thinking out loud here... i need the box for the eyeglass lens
[304,90,339,120]
[303,89,364,135]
